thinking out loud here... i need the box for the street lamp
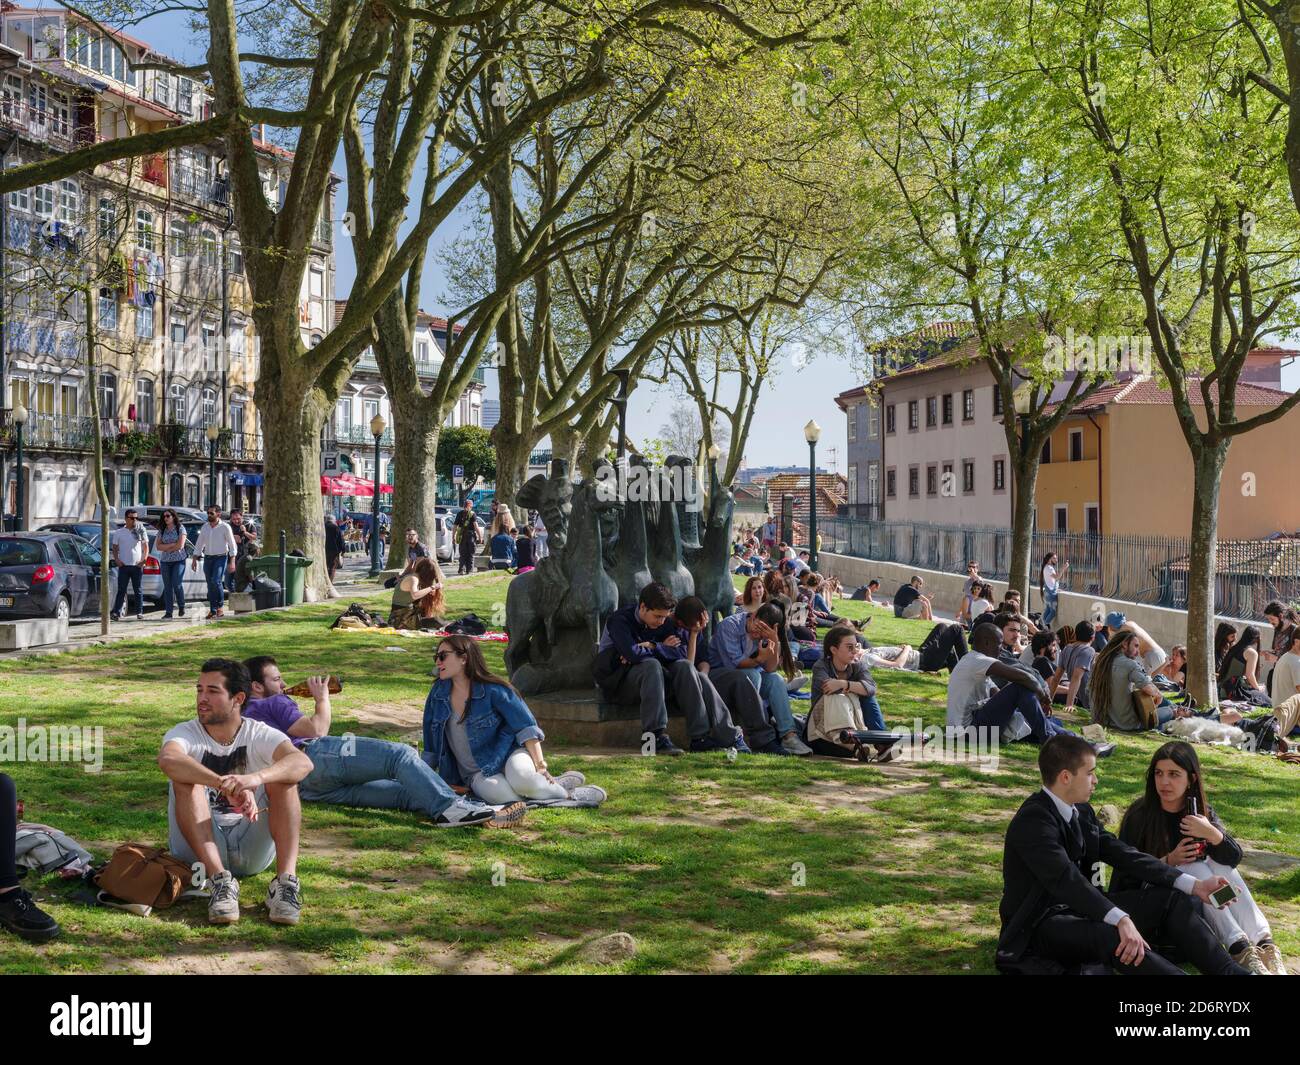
[804,419,821,572]
[369,413,386,578]
[12,403,27,532]
[206,423,219,509]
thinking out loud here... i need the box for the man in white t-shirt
[159,658,313,926]
[108,509,151,621]
[946,625,1110,753]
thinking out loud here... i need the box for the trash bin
[251,574,281,611]
[245,555,313,606]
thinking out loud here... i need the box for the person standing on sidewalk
[324,515,344,582]
[227,509,257,593]
[193,506,237,619]
[155,508,189,619]
[453,499,479,575]
[109,509,151,621]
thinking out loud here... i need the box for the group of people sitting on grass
[0,636,607,941]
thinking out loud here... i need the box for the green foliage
[436,425,496,486]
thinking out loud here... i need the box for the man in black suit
[998,734,1248,975]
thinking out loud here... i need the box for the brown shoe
[488,801,528,828]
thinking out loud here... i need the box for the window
[942,461,953,496]
[962,459,975,494]
[57,179,78,222]
[170,318,186,362]
[135,301,154,338]
[200,229,217,269]
[992,387,1003,416]
[416,341,429,363]
[137,472,152,506]
[847,463,858,505]
[28,83,47,128]
[98,198,117,240]
[962,389,974,421]
[200,387,216,427]
[867,402,878,438]
[136,210,155,252]
[230,400,245,438]
[885,468,896,498]
[154,71,172,108]
[56,540,81,567]
[135,379,154,426]
[118,471,135,511]
[993,458,1005,491]
[908,466,919,497]
[98,373,117,420]
[907,400,919,431]
[847,404,857,442]
[1054,505,1069,533]
[61,385,78,419]
[1041,438,1052,464]
[926,465,937,496]
[1,75,21,118]
[867,463,879,504]
[229,239,243,275]
[170,219,189,258]
[925,396,937,428]
[186,477,200,509]
[169,382,186,423]
[169,473,183,506]
[308,266,325,329]
[177,78,194,115]
[50,91,70,137]
[98,289,118,331]
[941,393,952,425]
[336,398,352,436]
[885,404,896,434]
[202,322,218,371]
[363,399,379,426]
[1086,504,1100,534]
[1069,429,1083,462]
[33,183,55,217]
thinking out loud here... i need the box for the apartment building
[0,5,335,524]
[323,305,485,506]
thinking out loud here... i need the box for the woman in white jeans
[1116,741,1286,975]
[421,635,605,806]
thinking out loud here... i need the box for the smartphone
[1210,881,1239,909]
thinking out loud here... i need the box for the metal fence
[819,517,1300,621]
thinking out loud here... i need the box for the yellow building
[1033,375,1300,539]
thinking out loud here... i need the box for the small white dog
[1166,716,1249,748]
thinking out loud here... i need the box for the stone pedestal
[228,592,256,614]
[526,688,690,748]
[0,617,68,650]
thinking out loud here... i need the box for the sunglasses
[436,650,461,662]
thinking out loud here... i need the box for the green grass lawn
[1,575,1296,973]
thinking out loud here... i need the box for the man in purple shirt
[241,656,525,828]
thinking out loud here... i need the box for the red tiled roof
[1057,375,1296,414]
[1166,537,1300,575]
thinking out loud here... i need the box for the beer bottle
[285,676,343,696]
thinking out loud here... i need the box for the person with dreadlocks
[1089,630,1186,732]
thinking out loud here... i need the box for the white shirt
[946,651,999,728]
[1272,650,1300,702]
[1042,564,1058,593]
[161,717,289,829]
[194,520,237,558]
[109,523,148,566]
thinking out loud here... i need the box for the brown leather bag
[95,844,196,909]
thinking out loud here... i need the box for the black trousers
[457,539,477,574]
[1,773,17,890]
[918,622,968,672]
[1030,887,1248,975]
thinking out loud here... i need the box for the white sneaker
[781,731,813,756]
[786,671,807,693]
[207,870,240,924]
[432,796,496,827]
[267,873,303,925]
[568,785,607,805]
[554,770,586,792]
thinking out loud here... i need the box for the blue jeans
[972,681,1074,743]
[111,564,142,616]
[739,667,798,736]
[299,735,458,819]
[1042,586,1059,627]
[160,560,186,615]
[203,555,227,611]
[858,693,886,731]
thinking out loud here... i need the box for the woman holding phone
[1115,742,1285,975]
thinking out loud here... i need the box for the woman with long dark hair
[423,635,604,806]
[1218,625,1270,705]
[1214,623,1238,676]
[1039,552,1068,628]
[155,507,188,619]
[1116,742,1284,975]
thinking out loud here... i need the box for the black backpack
[445,612,488,636]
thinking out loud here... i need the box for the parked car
[135,505,208,526]
[0,533,115,621]
[40,522,209,610]
[433,514,453,562]
[38,521,107,546]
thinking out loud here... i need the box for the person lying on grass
[425,635,606,806]
[241,655,524,829]
[1114,741,1287,976]
[158,658,313,927]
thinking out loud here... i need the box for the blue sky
[135,10,1300,476]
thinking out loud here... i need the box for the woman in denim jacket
[423,635,605,805]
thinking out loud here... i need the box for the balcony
[353,351,487,386]
[170,164,229,207]
[0,412,263,463]
[328,424,395,448]
[0,410,98,450]
[0,100,76,150]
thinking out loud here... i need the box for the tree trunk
[1008,453,1038,608]
[1185,441,1229,707]
[491,426,532,517]
[85,288,110,635]
[257,380,332,599]
[549,425,581,476]
[385,397,442,570]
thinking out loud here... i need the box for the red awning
[320,474,394,496]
